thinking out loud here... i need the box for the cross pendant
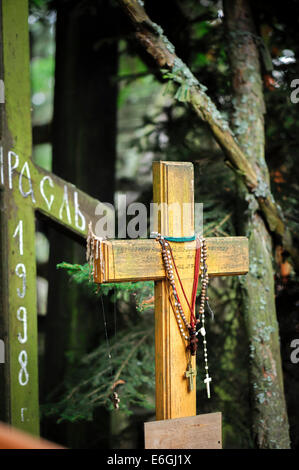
[204,374,212,399]
[184,363,196,392]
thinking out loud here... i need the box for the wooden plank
[0,149,108,238]
[34,166,108,236]
[153,161,196,420]
[144,412,222,449]
[0,0,110,436]
[0,0,39,435]
[94,236,249,283]
[5,204,39,434]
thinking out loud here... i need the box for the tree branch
[117,0,298,266]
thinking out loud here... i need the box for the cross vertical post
[153,161,196,420]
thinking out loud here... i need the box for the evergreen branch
[205,212,232,236]
[42,310,155,421]
[57,262,154,308]
[88,334,149,406]
[113,333,149,384]
[66,366,111,400]
[215,228,230,237]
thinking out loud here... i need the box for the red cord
[166,238,201,329]
[190,237,201,328]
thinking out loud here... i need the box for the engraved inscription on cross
[0,1,108,435]
[91,161,249,421]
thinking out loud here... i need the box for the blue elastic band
[164,235,196,242]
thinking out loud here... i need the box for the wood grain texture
[153,161,196,420]
[94,237,249,283]
[144,412,222,449]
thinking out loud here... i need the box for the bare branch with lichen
[117,0,299,267]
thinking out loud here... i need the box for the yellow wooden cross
[91,161,248,420]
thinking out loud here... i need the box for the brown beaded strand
[154,233,202,345]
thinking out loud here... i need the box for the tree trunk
[43,0,118,447]
[224,0,290,448]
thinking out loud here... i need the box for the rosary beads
[198,240,212,398]
[153,232,212,398]
[155,233,192,342]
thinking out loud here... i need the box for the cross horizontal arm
[93,236,249,284]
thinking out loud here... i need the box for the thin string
[206,299,215,321]
[113,286,117,339]
[99,293,113,375]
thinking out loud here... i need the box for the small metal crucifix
[184,362,197,392]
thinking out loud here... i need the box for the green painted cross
[0,0,108,435]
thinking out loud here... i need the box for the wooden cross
[0,0,108,435]
[92,161,249,420]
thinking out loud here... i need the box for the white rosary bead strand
[198,237,212,398]
[157,232,213,394]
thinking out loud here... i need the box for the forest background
[27,0,299,449]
